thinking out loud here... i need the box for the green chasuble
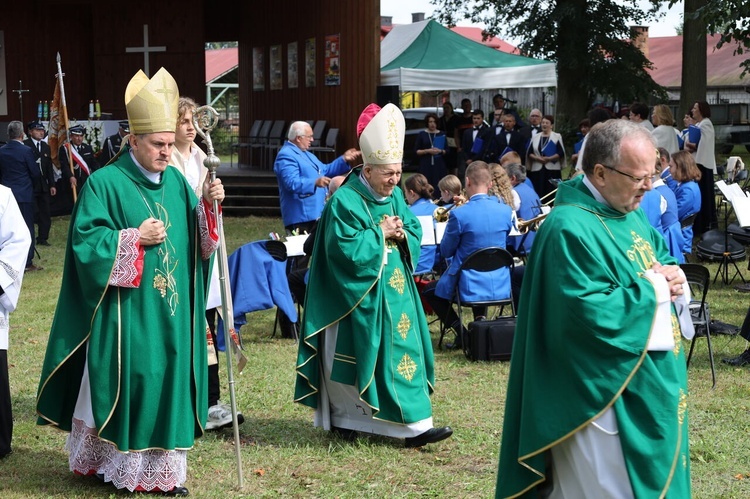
[496,175,690,498]
[36,153,210,452]
[294,169,435,424]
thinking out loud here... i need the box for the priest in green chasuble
[294,103,452,448]
[496,119,693,498]
[36,68,225,496]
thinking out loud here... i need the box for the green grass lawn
[2,210,750,498]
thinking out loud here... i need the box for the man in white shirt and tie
[460,110,488,180]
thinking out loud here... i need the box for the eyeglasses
[301,134,314,139]
[602,164,657,186]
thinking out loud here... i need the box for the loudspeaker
[376,85,400,108]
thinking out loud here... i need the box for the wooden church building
[0,0,381,151]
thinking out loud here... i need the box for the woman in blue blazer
[672,150,702,255]
[404,174,438,275]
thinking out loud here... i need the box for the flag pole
[55,52,77,202]
[193,105,244,489]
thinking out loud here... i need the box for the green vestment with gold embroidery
[496,175,690,498]
[36,153,209,451]
[294,170,435,424]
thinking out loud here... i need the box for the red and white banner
[64,143,91,176]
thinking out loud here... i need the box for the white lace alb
[67,418,187,492]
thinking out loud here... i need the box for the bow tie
[532,126,540,130]
[474,127,481,130]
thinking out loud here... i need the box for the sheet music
[716,180,750,227]
[509,210,521,236]
[435,222,447,244]
[734,197,750,228]
[417,216,436,246]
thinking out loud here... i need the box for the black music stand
[710,188,747,285]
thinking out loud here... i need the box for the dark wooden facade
[2,1,205,125]
[220,0,380,153]
[2,0,380,152]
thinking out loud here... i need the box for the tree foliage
[431,0,668,125]
[205,41,238,50]
[694,0,750,76]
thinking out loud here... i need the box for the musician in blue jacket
[504,162,542,256]
[422,161,513,346]
[672,150,702,255]
[274,121,359,234]
[404,173,438,275]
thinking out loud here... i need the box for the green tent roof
[381,20,550,71]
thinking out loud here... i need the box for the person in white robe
[0,184,32,458]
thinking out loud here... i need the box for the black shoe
[722,349,750,366]
[217,412,245,430]
[37,240,51,246]
[404,426,453,448]
[331,425,358,441]
[444,323,464,349]
[163,487,189,496]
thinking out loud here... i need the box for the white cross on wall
[125,24,167,77]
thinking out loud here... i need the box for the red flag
[48,77,66,168]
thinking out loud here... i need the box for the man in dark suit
[59,125,99,182]
[459,110,487,183]
[57,125,99,212]
[98,120,129,166]
[492,93,525,128]
[519,108,543,145]
[0,121,42,270]
[481,113,526,164]
[24,121,56,247]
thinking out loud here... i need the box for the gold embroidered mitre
[124,67,179,134]
[358,103,405,165]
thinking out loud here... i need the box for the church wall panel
[1,0,378,159]
[236,0,380,156]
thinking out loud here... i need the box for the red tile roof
[647,34,747,88]
[449,26,518,54]
[205,47,238,83]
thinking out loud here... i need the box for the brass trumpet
[517,212,550,234]
[516,188,556,234]
[433,196,467,222]
[539,187,557,207]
